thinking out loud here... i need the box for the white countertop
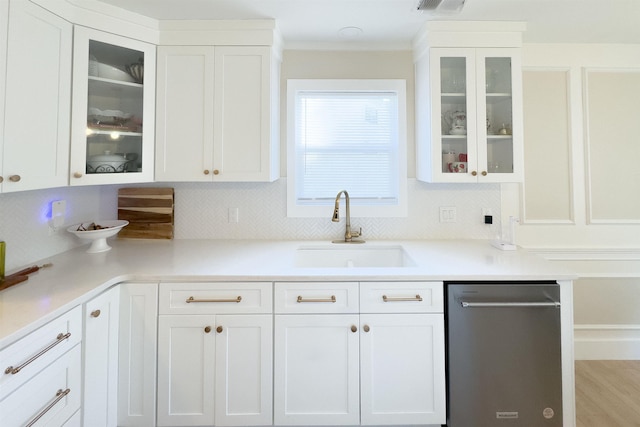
[0,239,576,348]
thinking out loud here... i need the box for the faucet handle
[352,227,363,238]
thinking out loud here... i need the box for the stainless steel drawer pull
[25,388,71,427]
[4,332,71,375]
[186,296,242,303]
[461,301,561,308]
[297,295,337,303]
[382,294,423,302]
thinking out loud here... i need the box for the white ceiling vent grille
[417,0,466,13]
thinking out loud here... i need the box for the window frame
[286,79,408,218]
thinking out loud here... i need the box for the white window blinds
[287,79,407,218]
[294,91,399,204]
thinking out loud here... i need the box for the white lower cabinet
[360,314,445,425]
[0,307,82,427]
[83,286,120,427]
[156,282,273,427]
[274,314,361,426]
[0,344,82,427]
[359,282,446,426]
[273,281,446,426]
[117,282,159,427]
[157,314,216,426]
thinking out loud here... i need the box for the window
[287,79,407,217]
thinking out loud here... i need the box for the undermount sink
[294,245,416,268]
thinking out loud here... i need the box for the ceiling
[95,0,640,48]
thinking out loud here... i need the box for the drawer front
[159,282,272,314]
[0,306,82,398]
[0,344,82,427]
[275,282,358,314]
[360,282,444,313]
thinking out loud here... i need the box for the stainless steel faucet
[332,190,364,243]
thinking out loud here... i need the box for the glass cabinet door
[428,47,522,183]
[480,55,515,177]
[434,56,475,178]
[434,49,477,182]
[71,27,155,185]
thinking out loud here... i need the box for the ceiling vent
[417,0,466,13]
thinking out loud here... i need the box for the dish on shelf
[87,108,135,129]
[67,220,129,253]
[97,62,135,83]
[87,151,129,173]
[126,63,144,84]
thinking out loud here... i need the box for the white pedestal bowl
[67,220,129,253]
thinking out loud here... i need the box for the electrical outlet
[440,206,457,223]
[228,207,239,223]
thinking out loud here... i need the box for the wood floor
[575,360,640,426]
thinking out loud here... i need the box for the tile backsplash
[0,179,502,270]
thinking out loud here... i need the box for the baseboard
[574,324,640,360]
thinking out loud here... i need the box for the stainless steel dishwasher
[446,282,562,427]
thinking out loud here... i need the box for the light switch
[439,206,457,223]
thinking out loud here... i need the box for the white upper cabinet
[155,46,215,182]
[70,26,156,186]
[1,0,72,192]
[156,45,280,182]
[414,23,524,183]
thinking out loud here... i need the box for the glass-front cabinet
[70,27,155,185]
[417,47,523,183]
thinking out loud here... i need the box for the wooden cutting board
[118,188,174,239]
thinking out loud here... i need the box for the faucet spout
[331,190,364,243]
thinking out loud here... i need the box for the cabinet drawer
[275,282,358,314]
[360,282,444,313]
[0,306,82,398]
[0,344,82,427]
[159,282,272,314]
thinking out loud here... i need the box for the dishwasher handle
[461,301,560,308]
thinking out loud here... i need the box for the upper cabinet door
[1,0,72,192]
[213,46,279,182]
[70,26,156,186]
[427,48,478,183]
[155,46,215,182]
[416,47,523,183]
[476,48,524,183]
[155,45,280,183]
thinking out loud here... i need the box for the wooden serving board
[0,275,28,291]
[118,187,174,239]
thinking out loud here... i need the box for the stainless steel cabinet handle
[25,388,71,427]
[297,295,336,303]
[382,294,423,302]
[186,296,242,303]
[4,332,71,375]
[461,301,561,308]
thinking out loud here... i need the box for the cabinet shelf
[89,75,142,89]
[87,129,142,138]
[441,93,466,103]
